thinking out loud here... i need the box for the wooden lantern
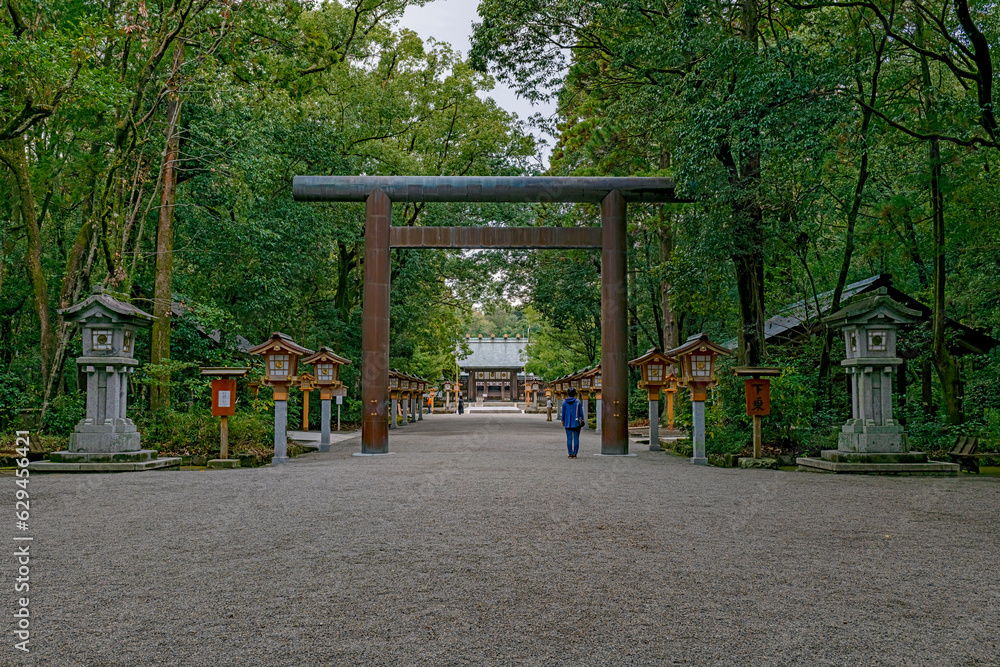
[629,348,677,401]
[302,347,351,391]
[248,332,313,400]
[666,333,731,401]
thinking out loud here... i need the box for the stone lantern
[630,349,677,451]
[248,332,312,465]
[798,289,957,473]
[33,285,181,471]
[667,333,731,465]
[442,378,453,411]
[302,347,351,451]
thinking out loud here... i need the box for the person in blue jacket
[561,387,585,458]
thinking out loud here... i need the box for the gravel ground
[4,413,999,666]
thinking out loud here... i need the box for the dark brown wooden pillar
[362,189,391,453]
[601,190,628,455]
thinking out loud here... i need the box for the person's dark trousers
[565,427,581,456]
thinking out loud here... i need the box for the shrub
[42,391,86,436]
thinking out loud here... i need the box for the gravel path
[5,413,999,665]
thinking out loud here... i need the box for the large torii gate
[293,176,677,455]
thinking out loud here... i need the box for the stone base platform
[207,459,240,469]
[29,456,181,473]
[797,449,958,475]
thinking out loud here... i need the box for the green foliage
[0,369,28,432]
[40,391,85,436]
[139,409,273,458]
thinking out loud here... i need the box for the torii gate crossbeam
[292,176,678,455]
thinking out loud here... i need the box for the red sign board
[745,379,771,416]
[212,378,237,416]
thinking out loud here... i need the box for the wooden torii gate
[293,176,677,455]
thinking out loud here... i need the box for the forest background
[2,0,998,460]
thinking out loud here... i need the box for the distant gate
[293,176,677,454]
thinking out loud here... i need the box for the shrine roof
[457,337,528,369]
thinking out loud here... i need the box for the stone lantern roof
[58,284,155,325]
[822,288,921,327]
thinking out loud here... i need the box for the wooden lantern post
[388,371,400,430]
[663,374,678,431]
[630,349,677,451]
[733,367,781,459]
[429,385,437,414]
[302,347,351,452]
[298,373,316,431]
[200,367,248,468]
[667,333,731,465]
[248,332,312,465]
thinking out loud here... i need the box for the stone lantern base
[797,418,958,474]
[28,452,181,473]
[797,448,958,475]
[29,419,181,473]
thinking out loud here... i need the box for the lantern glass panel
[850,332,857,353]
[594,374,602,388]
[269,354,290,378]
[691,354,712,377]
[123,330,133,353]
[867,330,888,352]
[317,364,334,381]
[92,329,113,351]
[647,364,663,383]
[582,377,591,389]
[389,377,398,389]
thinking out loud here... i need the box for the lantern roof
[301,346,351,367]
[247,332,313,357]
[665,333,731,359]
[581,364,601,379]
[59,284,155,326]
[822,288,921,328]
[732,366,782,378]
[199,367,250,377]
[629,348,676,367]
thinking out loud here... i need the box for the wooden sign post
[200,367,249,469]
[734,367,781,459]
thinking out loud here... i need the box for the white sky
[398,0,557,165]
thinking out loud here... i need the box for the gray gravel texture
[3,412,999,666]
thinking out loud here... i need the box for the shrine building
[458,335,528,403]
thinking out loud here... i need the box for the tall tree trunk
[150,44,184,412]
[657,148,678,354]
[729,0,765,367]
[818,22,885,398]
[915,16,962,424]
[4,135,55,393]
[928,138,961,424]
[657,217,676,351]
